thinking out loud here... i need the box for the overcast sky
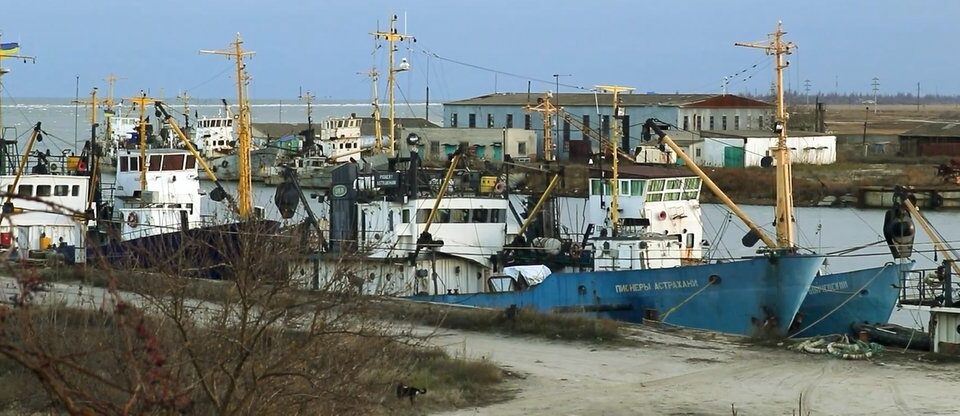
[1,0,955,101]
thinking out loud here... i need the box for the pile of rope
[789,335,884,360]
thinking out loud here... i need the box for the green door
[723,146,745,167]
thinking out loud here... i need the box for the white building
[692,130,837,167]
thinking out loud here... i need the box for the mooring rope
[658,279,716,323]
[787,265,890,339]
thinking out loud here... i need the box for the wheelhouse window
[162,154,185,171]
[36,185,51,197]
[149,155,162,171]
[72,185,80,196]
[54,185,69,196]
[17,185,32,197]
[120,157,129,172]
[185,155,197,169]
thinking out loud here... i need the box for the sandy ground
[428,325,960,416]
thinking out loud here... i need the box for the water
[1,98,443,155]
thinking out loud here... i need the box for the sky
[1,0,958,102]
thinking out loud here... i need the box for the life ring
[77,160,87,172]
[494,181,506,194]
[126,212,139,228]
[658,211,667,221]
[569,242,583,259]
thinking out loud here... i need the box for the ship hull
[88,220,281,279]
[791,262,911,337]
[411,254,824,336]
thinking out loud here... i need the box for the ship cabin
[309,158,511,297]
[585,164,703,270]
[319,116,376,163]
[0,160,91,263]
[194,116,236,158]
[113,148,201,240]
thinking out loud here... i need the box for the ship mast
[129,91,158,191]
[201,34,255,219]
[103,74,125,152]
[736,22,797,249]
[372,15,414,156]
[365,68,383,151]
[0,37,35,141]
[597,85,634,236]
[524,93,558,162]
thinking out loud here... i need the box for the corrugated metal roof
[702,130,833,138]
[590,163,695,179]
[446,92,720,107]
[900,122,960,138]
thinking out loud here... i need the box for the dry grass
[379,301,623,343]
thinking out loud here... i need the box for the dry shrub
[0,219,507,415]
[381,301,622,343]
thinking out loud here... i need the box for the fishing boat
[88,35,281,278]
[408,23,911,337]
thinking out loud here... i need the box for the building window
[722,116,728,130]
[696,115,702,130]
[524,114,531,130]
[563,120,570,141]
[487,114,494,128]
[602,115,610,138]
[430,141,440,155]
[468,113,476,128]
[506,114,513,128]
[582,115,590,139]
[450,113,458,128]
[734,116,740,130]
[683,116,689,130]
[695,148,701,157]
[758,115,764,129]
[709,116,715,130]
[518,142,527,155]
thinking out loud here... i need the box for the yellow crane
[201,34,255,219]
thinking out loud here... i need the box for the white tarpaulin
[502,265,552,286]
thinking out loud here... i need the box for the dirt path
[429,325,960,415]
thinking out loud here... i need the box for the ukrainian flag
[0,43,20,57]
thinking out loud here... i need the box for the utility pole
[871,77,880,114]
[803,79,811,105]
[201,34,256,220]
[917,82,921,112]
[553,73,570,159]
[862,106,869,158]
[372,15,415,157]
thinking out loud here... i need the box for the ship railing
[899,265,960,307]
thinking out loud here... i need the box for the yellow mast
[524,93,558,162]
[71,88,99,136]
[372,15,415,156]
[102,74,125,152]
[128,91,158,191]
[201,33,255,219]
[596,85,634,236]
[736,22,797,249]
